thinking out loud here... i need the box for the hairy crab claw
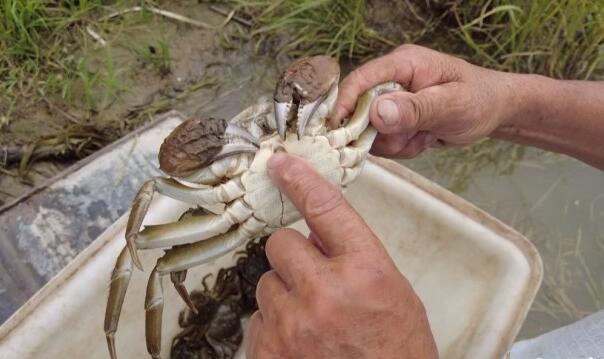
[273,55,340,139]
[159,117,259,178]
[124,117,259,269]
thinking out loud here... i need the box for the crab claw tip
[296,99,320,139]
[274,101,290,140]
[106,334,117,359]
[126,238,143,271]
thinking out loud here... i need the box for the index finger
[267,153,379,257]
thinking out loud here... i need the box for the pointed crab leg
[104,247,133,359]
[144,217,266,358]
[134,199,253,249]
[125,177,246,269]
[338,125,378,186]
[145,267,163,359]
[170,270,198,314]
[104,216,266,359]
[327,82,403,148]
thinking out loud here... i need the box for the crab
[104,55,400,359]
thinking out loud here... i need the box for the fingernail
[424,134,437,147]
[268,152,287,168]
[377,99,399,126]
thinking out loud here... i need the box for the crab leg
[134,199,253,249]
[144,217,266,358]
[327,82,403,148]
[170,270,197,314]
[181,155,252,185]
[338,126,378,185]
[126,177,246,269]
[104,216,266,359]
[104,247,134,359]
[145,267,163,359]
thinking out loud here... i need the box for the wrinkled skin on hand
[329,44,518,158]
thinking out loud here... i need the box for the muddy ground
[0,1,285,206]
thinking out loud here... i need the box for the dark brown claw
[159,117,258,177]
[274,55,340,139]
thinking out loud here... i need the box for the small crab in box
[104,56,400,358]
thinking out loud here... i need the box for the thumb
[370,87,447,135]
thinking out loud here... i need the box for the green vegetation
[231,0,398,60]
[0,0,215,176]
[1,0,104,114]
[455,0,604,79]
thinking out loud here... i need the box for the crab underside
[104,55,401,359]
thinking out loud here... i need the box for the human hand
[329,44,519,158]
[246,153,438,359]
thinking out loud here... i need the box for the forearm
[492,74,604,169]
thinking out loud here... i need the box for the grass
[0,0,103,103]
[0,0,208,173]
[229,0,399,60]
[454,0,604,79]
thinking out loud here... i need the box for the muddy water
[1,0,602,344]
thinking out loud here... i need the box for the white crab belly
[241,134,343,229]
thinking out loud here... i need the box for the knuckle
[404,94,432,130]
[439,60,463,83]
[249,310,262,326]
[265,232,283,258]
[334,260,395,299]
[352,263,389,292]
[273,309,299,343]
[350,67,372,88]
